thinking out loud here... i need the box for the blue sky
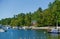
[0,0,54,20]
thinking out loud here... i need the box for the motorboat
[48,27,60,34]
[0,29,5,32]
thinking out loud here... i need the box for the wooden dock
[31,27,60,30]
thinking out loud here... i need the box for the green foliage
[0,0,60,27]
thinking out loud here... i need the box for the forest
[0,0,60,27]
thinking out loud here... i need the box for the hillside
[0,0,60,27]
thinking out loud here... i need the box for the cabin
[31,20,37,26]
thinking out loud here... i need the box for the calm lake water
[0,29,59,39]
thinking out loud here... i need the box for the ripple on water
[0,29,60,39]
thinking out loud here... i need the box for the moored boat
[0,29,5,32]
[48,28,60,34]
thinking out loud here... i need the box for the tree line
[0,0,60,27]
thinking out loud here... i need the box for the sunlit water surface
[0,29,59,39]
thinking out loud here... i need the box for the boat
[0,29,5,32]
[0,25,7,32]
[48,8,60,34]
[48,16,60,34]
[48,22,60,34]
[48,28,60,34]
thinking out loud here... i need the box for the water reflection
[35,30,59,39]
[35,30,47,39]
[47,33,59,39]
[0,29,60,39]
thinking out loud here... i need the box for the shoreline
[0,25,60,30]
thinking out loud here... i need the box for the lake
[0,29,59,39]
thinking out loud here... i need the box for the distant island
[0,0,60,27]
